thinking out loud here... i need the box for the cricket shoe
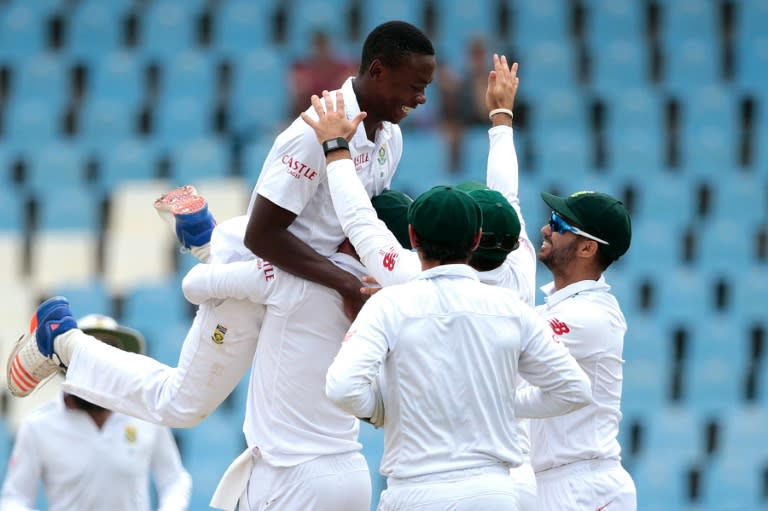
[6,296,77,397]
[154,185,216,262]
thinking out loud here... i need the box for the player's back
[375,264,540,479]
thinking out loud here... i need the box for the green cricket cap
[456,181,521,264]
[371,189,414,249]
[541,190,632,261]
[407,185,482,244]
[78,314,146,355]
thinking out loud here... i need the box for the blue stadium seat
[683,318,746,415]
[529,88,588,131]
[730,265,768,329]
[735,35,768,95]
[240,132,277,183]
[456,126,491,183]
[0,4,46,62]
[98,138,158,192]
[513,0,570,47]
[735,0,768,42]
[584,0,645,45]
[589,38,650,95]
[36,183,100,232]
[88,51,143,107]
[642,406,705,462]
[0,183,25,233]
[0,419,12,486]
[390,130,449,198]
[699,453,765,510]
[679,85,738,175]
[285,0,351,58]
[695,218,753,273]
[716,405,768,464]
[712,171,766,224]
[532,127,591,177]
[121,279,190,338]
[169,136,229,185]
[158,49,216,102]
[359,421,386,511]
[213,0,271,55]
[360,0,423,37]
[604,87,664,133]
[229,48,288,136]
[52,281,113,318]
[66,0,127,63]
[139,2,197,61]
[662,36,721,93]
[79,98,136,153]
[606,127,665,176]
[659,0,718,42]
[630,447,695,511]
[13,53,68,107]
[653,266,710,325]
[632,170,695,225]
[3,99,61,154]
[153,97,211,152]
[519,43,578,99]
[25,142,86,196]
[432,1,494,63]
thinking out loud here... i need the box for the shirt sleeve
[181,260,290,307]
[150,427,192,511]
[326,159,420,287]
[543,302,618,361]
[252,117,327,216]
[0,422,43,511]
[514,311,593,418]
[325,291,396,418]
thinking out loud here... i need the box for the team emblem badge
[125,426,137,443]
[212,324,228,344]
[377,145,387,166]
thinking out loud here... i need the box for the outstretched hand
[485,54,519,112]
[300,90,367,144]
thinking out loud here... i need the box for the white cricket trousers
[510,462,537,511]
[239,450,371,511]
[535,459,637,511]
[378,465,521,511]
[62,298,263,427]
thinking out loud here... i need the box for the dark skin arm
[244,195,365,320]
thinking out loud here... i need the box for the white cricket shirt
[0,397,191,511]
[326,264,591,480]
[248,77,402,257]
[182,253,371,468]
[531,277,627,472]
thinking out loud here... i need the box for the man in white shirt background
[1,314,191,511]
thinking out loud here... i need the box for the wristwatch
[322,137,350,156]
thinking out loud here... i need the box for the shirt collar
[540,275,611,307]
[415,264,480,282]
[341,77,393,148]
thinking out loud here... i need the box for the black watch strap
[322,137,350,156]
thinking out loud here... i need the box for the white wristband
[489,108,514,121]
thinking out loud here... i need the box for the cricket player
[1,315,191,511]
[242,20,435,321]
[5,185,412,510]
[533,190,637,510]
[325,185,593,510]
[301,55,540,508]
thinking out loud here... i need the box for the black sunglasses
[478,232,520,251]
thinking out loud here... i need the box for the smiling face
[538,221,582,273]
[365,53,436,124]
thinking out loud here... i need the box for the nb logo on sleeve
[548,318,570,335]
[382,249,398,272]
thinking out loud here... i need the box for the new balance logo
[548,318,570,335]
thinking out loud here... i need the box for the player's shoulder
[20,400,61,429]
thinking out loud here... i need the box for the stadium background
[0,0,766,509]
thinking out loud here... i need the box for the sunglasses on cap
[549,212,610,245]
[478,231,520,251]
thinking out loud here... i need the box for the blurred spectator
[289,31,357,117]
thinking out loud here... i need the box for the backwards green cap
[371,189,414,249]
[407,185,482,244]
[541,190,632,261]
[456,182,521,265]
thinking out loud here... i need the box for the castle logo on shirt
[212,324,228,344]
[281,155,317,180]
[125,426,137,443]
[548,318,570,335]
